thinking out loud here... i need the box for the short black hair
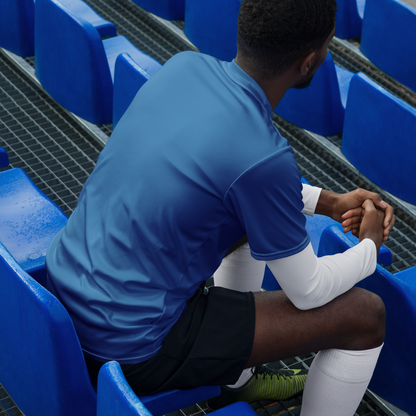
[237,0,337,78]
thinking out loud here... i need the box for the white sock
[300,344,383,416]
[214,243,266,292]
[214,243,264,388]
[226,367,254,389]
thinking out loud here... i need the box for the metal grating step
[0,52,103,217]
[0,385,22,416]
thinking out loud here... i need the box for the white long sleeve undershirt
[301,183,322,217]
[216,183,378,311]
[272,183,377,310]
[266,239,377,310]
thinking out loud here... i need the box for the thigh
[247,287,385,368]
[122,285,256,395]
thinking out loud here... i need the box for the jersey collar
[222,59,273,119]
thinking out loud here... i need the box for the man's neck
[234,56,294,110]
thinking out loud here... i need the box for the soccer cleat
[206,365,307,410]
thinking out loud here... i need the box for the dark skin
[234,28,394,367]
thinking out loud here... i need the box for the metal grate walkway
[0,52,103,217]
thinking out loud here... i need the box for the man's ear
[300,52,316,76]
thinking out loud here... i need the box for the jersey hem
[250,235,310,261]
[82,346,161,365]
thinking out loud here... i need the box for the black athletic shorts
[84,283,256,395]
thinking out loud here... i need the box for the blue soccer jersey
[46,52,309,364]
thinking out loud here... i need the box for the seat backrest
[275,52,353,137]
[341,72,416,205]
[131,0,185,20]
[361,0,416,93]
[317,223,416,415]
[0,146,9,168]
[58,0,117,38]
[0,0,35,56]
[0,241,97,416]
[35,0,113,124]
[97,361,152,416]
[184,0,242,61]
[113,52,162,128]
[0,168,68,286]
[335,0,365,39]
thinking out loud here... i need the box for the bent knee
[350,287,386,346]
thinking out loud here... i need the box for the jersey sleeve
[224,148,310,261]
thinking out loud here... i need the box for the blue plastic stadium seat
[130,0,185,20]
[0,0,35,56]
[184,0,242,61]
[262,178,391,291]
[0,0,116,58]
[360,0,416,93]
[341,73,416,205]
[35,0,160,124]
[335,0,366,39]
[0,241,97,416]
[0,242,221,416]
[57,0,117,38]
[275,52,354,137]
[318,224,416,415]
[0,167,68,287]
[97,361,251,416]
[113,52,162,128]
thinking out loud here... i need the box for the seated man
[45,0,395,414]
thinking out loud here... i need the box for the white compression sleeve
[301,345,383,416]
[214,243,265,293]
[266,240,377,310]
[301,184,322,217]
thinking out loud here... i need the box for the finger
[382,205,395,229]
[342,207,363,220]
[370,195,389,212]
[362,199,377,210]
[341,216,362,228]
[343,224,360,234]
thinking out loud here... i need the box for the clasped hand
[317,188,395,254]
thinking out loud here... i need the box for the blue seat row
[35,0,162,125]
[2,0,415,135]
[279,68,416,206]
[0,0,162,125]
[0,0,116,57]
[337,0,416,93]
[342,73,416,206]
